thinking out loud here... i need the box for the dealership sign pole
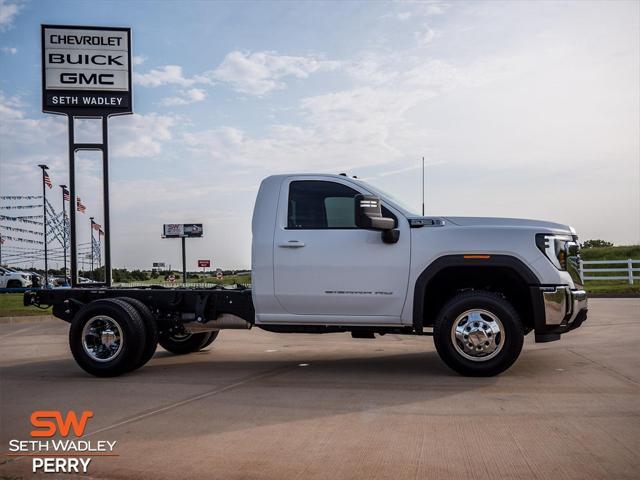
[41,25,133,287]
[162,224,204,286]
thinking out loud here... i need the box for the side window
[288,180,359,229]
[324,197,355,228]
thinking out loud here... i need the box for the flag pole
[422,156,425,216]
[90,216,95,280]
[60,185,68,285]
[38,164,49,288]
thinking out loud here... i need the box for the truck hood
[441,216,573,234]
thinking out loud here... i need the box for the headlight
[22,274,31,280]
[536,234,578,271]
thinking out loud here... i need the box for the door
[273,178,411,320]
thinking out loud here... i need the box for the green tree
[581,239,614,249]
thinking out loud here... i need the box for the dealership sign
[163,224,204,238]
[42,25,132,115]
[198,260,211,268]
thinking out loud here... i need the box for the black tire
[200,331,219,349]
[6,280,22,288]
[117,297,159,369]
[433,290,524,377]
[159,331,214,355]
[69,298,147,377]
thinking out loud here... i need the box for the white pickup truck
[0,266,33,288]
[25,173,588,377]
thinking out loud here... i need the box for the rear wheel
[117,297,159,370]
[200,331,219,349]
[159,331,216,355]
[69,299,147,377]
[433,290,524,377]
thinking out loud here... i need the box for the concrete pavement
[1,298,638,479]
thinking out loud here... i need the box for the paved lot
[1,298,638,479]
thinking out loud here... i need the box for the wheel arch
[412,254,540,332]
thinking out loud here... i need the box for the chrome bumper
[542,286,588,326]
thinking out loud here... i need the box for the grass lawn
[583,281,639,296]
[0,293,51,317]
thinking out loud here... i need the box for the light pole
[60,185,68,284]
[38,164,50,287]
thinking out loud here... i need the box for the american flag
[63,188,70,201]
[77,197,86,213]
[43,171,53,189]
[92,221,103,233]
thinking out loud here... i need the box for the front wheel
[159,331,217,355]
[433,291,524,377]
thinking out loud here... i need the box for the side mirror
[354,194,399,244]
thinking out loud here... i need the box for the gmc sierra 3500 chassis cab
[25,174,588,377]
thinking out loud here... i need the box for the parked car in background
[0,266,33,288]
[51,275,71,287]
[2,267,45,288]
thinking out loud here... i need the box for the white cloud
[386,1,449,21]
[0,93,177,177]
[1,46,17,54]
[414,27,438,46]
[135,51,339,97]
[111,113,176,157]
[0,0,21,30]
[411,0,450,17]
[160,88,207,107]
[181,56,462,173]
[0,90,23,119]
[132,55,147,66]
[210,50,340,95]
[0,92,68,200]
[133,65,204,87]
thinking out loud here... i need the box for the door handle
[278,240,306,248]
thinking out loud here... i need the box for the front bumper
[532,286,588,342]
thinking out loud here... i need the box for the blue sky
[0,0,638,270]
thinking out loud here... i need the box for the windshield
[352,179,420,216]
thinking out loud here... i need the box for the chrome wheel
[82,315,124,362]
[451,309,504,362]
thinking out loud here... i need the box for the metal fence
[580,259,639,284]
